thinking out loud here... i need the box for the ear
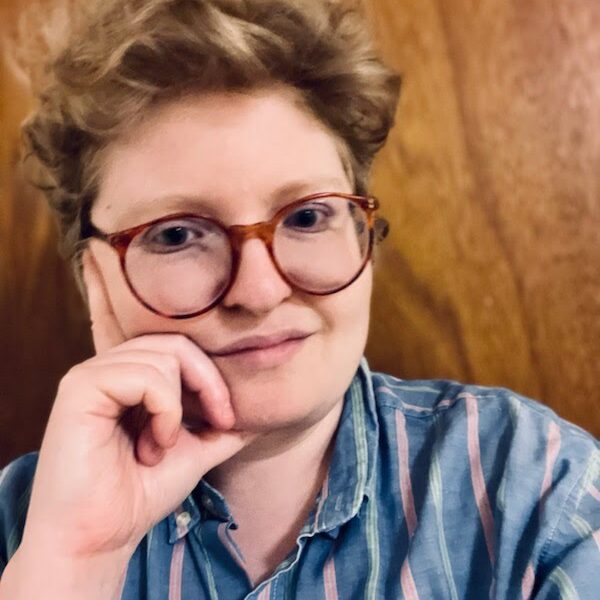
[82,247,127,354]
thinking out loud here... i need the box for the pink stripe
[168,540,185,600]
[521,563,535,599]
[396,412,421,599]
[314,470,330,528]
[396,412,418,537]
[465,394,496,566]
[400,558,420,600]
[587,485,600,502]
[377,385,395,395]
[323,555,339,600]
[539,422,561,519]
[257,582,272,600]
[593,530,600,553]
[322,473,330,500]
[401,399,459,414]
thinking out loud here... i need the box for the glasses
[81,192,389,319]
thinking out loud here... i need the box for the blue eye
[287,209,318,228]
[139,218,217,254]
[156,226,195,247]
[283,204,332,232]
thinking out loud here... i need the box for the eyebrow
[270,178,352,207]
[110,177,351,228]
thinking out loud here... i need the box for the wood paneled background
[1,0,599,466]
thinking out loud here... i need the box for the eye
[139,218,217,254]
[157,226,194,246]
[282,203,333,232]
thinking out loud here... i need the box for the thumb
[146,428,256,495]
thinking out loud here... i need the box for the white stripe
[0,464,12,489]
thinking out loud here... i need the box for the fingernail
[221,401,235,427]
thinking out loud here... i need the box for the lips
[209,330,312,356]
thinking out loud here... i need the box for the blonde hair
[18,0,401,276]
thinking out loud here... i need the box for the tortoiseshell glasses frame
[80,192,389,319]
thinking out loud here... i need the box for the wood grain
[1,0,598,466]
[365,0,600,434]
[0,1,93,464]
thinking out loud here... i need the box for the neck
[204,400,345,586]
[206,400,344,510]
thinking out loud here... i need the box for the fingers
[79,249,236,466]
[105,336,235,430]
[82,249,127,353]
[59,359,180,468]
[67,362,181,437]
[81,249,233,430]
[58,337,235,468]
[137,423,167,467]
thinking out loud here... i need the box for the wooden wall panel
[364,0,600,434]
[0,0,598,466]
[0,1,93,465]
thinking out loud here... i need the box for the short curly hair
[18,0,401,279]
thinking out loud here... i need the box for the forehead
[93,87,351,229]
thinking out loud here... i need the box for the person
[0,0,598,598]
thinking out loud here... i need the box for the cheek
[223,266,373,430]
[313,264,373,392]
[91,242,176,338]
[319,262,373,341]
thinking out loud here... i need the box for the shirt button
[176,511,192,529]
[202,496,214,511]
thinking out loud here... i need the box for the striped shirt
[1,357,598,598]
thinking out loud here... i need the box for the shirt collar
[310,357,379,538]
[167,357,379,544]
[167,494,202,544]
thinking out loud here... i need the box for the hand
[20,249,252,562]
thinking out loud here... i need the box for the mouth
[210,334,312,369]
[210,330,313,356]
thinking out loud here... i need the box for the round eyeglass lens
[122,197,371,317]
[124,216,232,316]
[273,196,371,293]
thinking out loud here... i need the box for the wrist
[0,542,132,600]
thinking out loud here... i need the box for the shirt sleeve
[0,453,38,577]
[534,443,600,598]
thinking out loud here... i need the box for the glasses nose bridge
[228,219,276,252]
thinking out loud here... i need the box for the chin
[225,371,349,437]
[230,381,329,433]
[212,328,368,433]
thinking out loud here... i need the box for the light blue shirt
[1,358,598,598]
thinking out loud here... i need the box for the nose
[220,238,293,314]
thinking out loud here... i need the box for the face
[90,86,373,434]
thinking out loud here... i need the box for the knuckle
[175,333,196,353]
[55,362,94,403]
[61,363,89,386]
[161,354,180,377]
[140,364,173,398]
[139,362,163,383]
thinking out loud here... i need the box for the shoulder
[0,452,39,572]
[371,370,596,448]
[370,370,598,508]
[368,371,600,587]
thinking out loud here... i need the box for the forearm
[0,543,131,600]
